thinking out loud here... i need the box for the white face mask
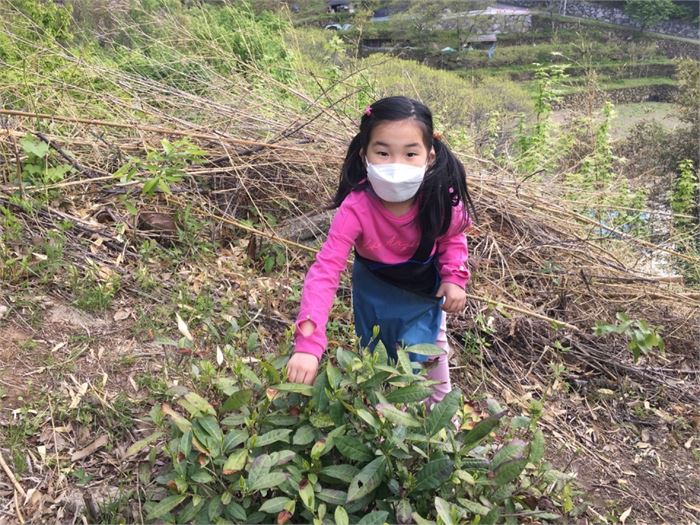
[366,160,426,203]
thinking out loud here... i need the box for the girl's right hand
[287,353,320,385]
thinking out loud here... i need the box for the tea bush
[141,343,573,524]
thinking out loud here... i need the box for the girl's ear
[428,147,436,166]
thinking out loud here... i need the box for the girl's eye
[376,151,389,157]
[407,152,418,158]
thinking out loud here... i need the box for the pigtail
[331,133,369,209]
[419,139,477,239]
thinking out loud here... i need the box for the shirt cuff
[440,275,469,289]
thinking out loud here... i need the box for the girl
[286,96,476,406]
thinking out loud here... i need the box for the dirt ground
[1,292,698,524]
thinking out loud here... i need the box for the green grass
[557,76,677,95]
[611,102,685,139]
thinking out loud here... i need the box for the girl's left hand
[436,282,466,313]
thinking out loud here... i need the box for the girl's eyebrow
[372,141,421,148]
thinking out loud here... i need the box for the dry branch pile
[1,25,698,401]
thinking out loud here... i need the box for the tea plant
[140,343,573,523]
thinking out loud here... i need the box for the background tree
[624,0,679,30]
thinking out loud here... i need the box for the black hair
[331,96,477,241]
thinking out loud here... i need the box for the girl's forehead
[369,119,427,146]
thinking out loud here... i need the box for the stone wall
[503,0,700,40]
[530,16,700,60]
[436,13,532,34]
[553,84,679,110]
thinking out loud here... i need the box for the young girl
[286,96,476,406]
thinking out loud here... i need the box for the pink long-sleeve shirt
[294,188,472,360]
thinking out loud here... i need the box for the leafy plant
[115,139,205,196]
[624,0,682,30]
[20,134,72,186]
[671,159,698,234]
[594,312,665,362]
[141,343,572,523]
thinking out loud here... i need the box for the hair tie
[433,130,443,141]
[363,105,372,117]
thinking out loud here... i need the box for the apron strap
[412,227,435,263]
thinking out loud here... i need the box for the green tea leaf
[248,472,288,491]
[462,412,504,446]
[197,416,223,442]
[396,350,416,376]
[411,512,437,525]
[309,412,335,429]
[253,429,292,448]
[226,501,246,521]
[335,435,374,462]
[347,456,387,502]
[396,499,413,524]
[413,457,453,492]
[248,454,273,483]
[320,464,360,484]
[482,507,501,525]
[529,429,545,463]
[214,377,238,396]
[335,348,353,369]
[177,500,202,523]
[179,392,216,417]
[385,384,434,404]
[125,431,162,458]
[312,368,330,411]
[492,441,526,470]
[317,487,347,505]
[356,409,380,430]
[360,371,392,389]
[406,343,445,356]
[146,494,187,520]
[492,458,528,485]
[272,383,314,396]
[326,363,342,390]
[223,449,248,475]
[179,429,192,458]
[269,449,296,466]
[208,495,223,521]
[190,470,214,483]
[293,425,316,446]
[222,390,253,412]
[161,404,191,433]
[358,510,389,525]
[425,389,461,437]
[435,497,457,525]
[259,497,291,514]
[335,506,350,525]
[223,429,248,453]
[457,498,491,516]
[299,479,315,510]
[377,404,421,427]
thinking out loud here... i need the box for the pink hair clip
[363,105,372,117]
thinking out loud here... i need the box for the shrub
[362,55,532,155]
[141,344,573,523]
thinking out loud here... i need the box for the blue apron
[352,232,443,363]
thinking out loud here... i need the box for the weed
[594,312,665,362]
[114,139,205,197]
[68,265,120,313]
[0,405,43,476]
